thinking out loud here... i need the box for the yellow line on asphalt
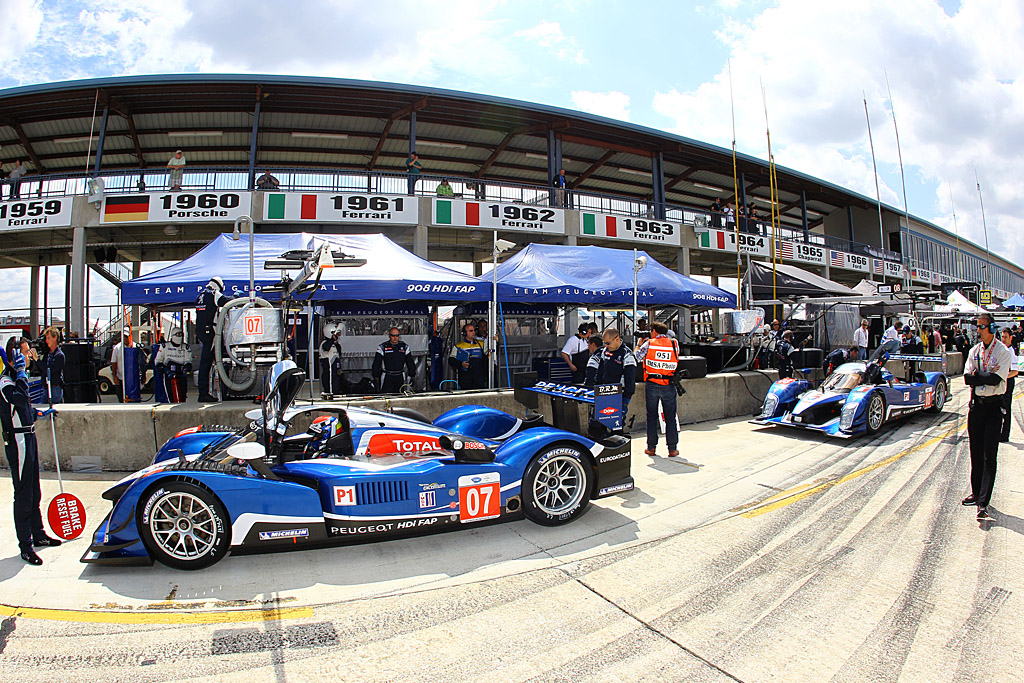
[741,420,968,519]
[0,603,313,624]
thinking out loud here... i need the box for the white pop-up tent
[933,290,986,315]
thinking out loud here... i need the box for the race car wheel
[137,482,230,570]
[928,378,947,413]
[97,377,112,395]
[522,445,592,526]
[865,392,886,434]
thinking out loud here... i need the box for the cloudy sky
[2,0,1021,316]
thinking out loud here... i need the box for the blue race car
[751,352,948,438]
[82,361,633,570]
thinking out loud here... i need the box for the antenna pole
[863,93,885,282]
[885,71,912,289]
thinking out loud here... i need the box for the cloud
[515,20,586,65]
[652,0,1024,269]
[570,90,631,121]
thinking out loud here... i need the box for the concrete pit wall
[24,352,964,473]
[24,370,777,473]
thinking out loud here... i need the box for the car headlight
[840,403,857,430]
[762,393,779,418]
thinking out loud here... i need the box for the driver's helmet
[306,415,342,456]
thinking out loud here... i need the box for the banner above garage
[121,233,490,304]
[493,243,735,307]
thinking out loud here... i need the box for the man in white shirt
[962,313,1013,520]
[167,150,186,191]
[881,319,903,344]
[853,318,870,359]
[110,328,131,402]
[999,327,1018,444]
[560,324,590,384]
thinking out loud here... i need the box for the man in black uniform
[560,323,591,384]
[373,327,417,394]
[584,327,637,413]
[775,330,797,379]
[195,276,230,402]
[1,348,61,565]
[319,327,343,396]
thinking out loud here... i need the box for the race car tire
[865,392,886,434]
[137,481,231,570]
[928,378,947,413]
[97,377,112,395]
[522,444,592,526]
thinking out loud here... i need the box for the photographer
[635,322,681,458]
[41,326,65,404]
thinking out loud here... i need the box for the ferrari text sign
[263,192,418,224]
[579,211,681,245]
[0,196,73,231]
[433,199,566,234]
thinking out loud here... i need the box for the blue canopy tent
[1002,293,1024,309]
[493,243,736,307]
[121,233,491,304]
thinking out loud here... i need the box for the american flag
[777,240,794,259]
[872,259,883,274]
[830,250,844,267]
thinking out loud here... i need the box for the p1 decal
[334,486,357,506]
[458,472,500,523]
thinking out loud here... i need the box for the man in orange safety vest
[634,321,681,457]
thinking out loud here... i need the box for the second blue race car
[82,361,633,570]
[752,351,948,438]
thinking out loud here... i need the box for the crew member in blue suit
[373,327,417,394]
[448,322,489,389]
[585,327,637,413]
[1,348,62,566]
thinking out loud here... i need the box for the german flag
[103,195,150,222]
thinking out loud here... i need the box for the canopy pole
[863,92,885,283]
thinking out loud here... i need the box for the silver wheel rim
[532,455,587,516]
[868,396,884,430]
[148,492,219,561]
[934,382,946,409]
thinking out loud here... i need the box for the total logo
[365,433,443,455]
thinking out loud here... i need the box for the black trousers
[379,374,405,394]
[6,430,45,554]
[197,337,215,397]
[1001,376,1015,441]
[967,396,1004,507]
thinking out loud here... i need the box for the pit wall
[22,351,964,473]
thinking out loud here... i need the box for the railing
[10,164,899,261]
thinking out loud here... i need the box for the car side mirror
[225,442,267,461]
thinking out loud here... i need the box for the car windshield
[821,371,863,393]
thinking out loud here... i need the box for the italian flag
[582,213,618,237]
[266,193,318,220]
[434,199,480,226]
[699,230,728,249]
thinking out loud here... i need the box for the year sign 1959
[0,198,73,230]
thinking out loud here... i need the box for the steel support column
[409,111,417,155]
[92,105,109,176]
[247,93,262,189]
[548,129,563,207]
[652,152,666,220]
[847,206,855,243]
[70,226,87,336]
[680,247,692,341]
[801,191,809,243]
[29,266,39,337]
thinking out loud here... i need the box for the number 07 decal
[458,472,501,523]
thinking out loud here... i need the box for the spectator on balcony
[748,205,762,235]
[166,150,186,191]
[724,202,736,233]
[8,160,27,199]
[256,170,280,191]
[710,198,724,228]
[406,151,423,195]
[551,168,568,207]
[436,178,455,197]
[136,176,146,193]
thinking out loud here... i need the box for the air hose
[213,296,278,393]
